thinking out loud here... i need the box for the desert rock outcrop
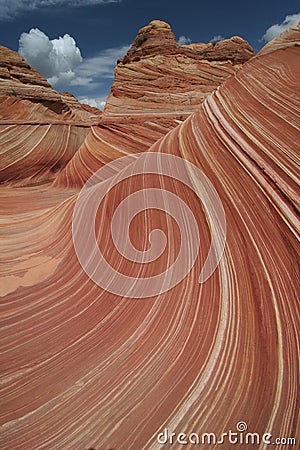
[0,46,101,185]
[104,20,254,115]
[0,23,299,450]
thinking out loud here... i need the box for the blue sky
[0,0,299,109]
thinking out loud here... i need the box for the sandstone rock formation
[0,45,66,116]
[54,21,255,189]
[0,46,101,185]
[53,116,180,188]
[0,24,299,450]
[0,45,101,121]
[104,20,254,115]
[182,35,254,64]
[0,22,254,186]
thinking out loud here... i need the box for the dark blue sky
[0,0,299,108]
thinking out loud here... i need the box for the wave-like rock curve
[0,24,299,450]
[0,46,101,185]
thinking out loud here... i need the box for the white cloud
[78,96,107,111]
[261,13,300,42]
[70,45,130,89]
[210,35,224,43]
[178,35,191,45]
[0,0,121,20]
[19,28,82,85]
[18,27,129,91]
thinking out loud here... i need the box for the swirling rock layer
[0,25,299,450]
[0,123,90,185]
[0,46,101,121]
[105,20,254,116]
[0,46,101,185]
[53,116,182,188]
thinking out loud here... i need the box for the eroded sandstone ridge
[0,22,299,450]
[104,20,254,115]
[54,21,255,188]
[0,45,101,184]
[0,23,254,186]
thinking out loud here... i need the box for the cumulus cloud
[78,96,107,111]
[210,34,224,43]
[0,0,121,21]
[19,28,82,86]
[261,13,300,42]
[178,36,191,45]
[18,27,129,91]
